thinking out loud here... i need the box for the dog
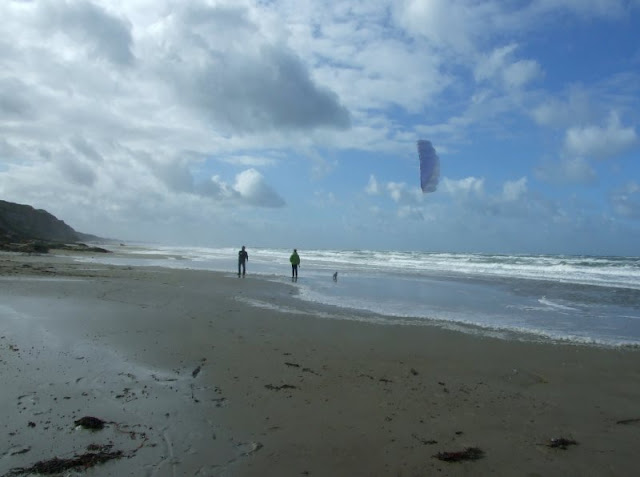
[333,271,338,282]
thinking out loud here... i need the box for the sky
[1,0,640,255]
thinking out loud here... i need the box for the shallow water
[73,245,640,347]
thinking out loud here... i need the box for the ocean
[74,245,640,348]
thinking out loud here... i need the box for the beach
[1,251,639,476]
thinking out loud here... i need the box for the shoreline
[1,251,640,476]
[62,246,640,348]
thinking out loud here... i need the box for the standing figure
[289,249,300,281]
[238,245,248,277]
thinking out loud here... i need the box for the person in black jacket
[238,245,248,277]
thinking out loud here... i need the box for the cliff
[0,200,110,253]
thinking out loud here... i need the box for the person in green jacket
[289,249,300,281]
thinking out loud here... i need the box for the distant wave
[134,246,640,290]
[538,296,579,312]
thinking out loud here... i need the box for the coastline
[69,245,640,347]
[1,251,639,476]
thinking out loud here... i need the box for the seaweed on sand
[265,384,297,391]
[547,437,578,449]
[2,414,151,477]
[616,417,640,425]
[2,450,124,476]
[434,447,485,462]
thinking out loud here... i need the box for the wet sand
[1,251,639,476]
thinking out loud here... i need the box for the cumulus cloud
[564,113,637,159]
[364,175,423,204]
[474,44,542,89]
[392,0,490,53]
[531,87,594,128]
[191,168,285,208]
[502,177,527,201]
[393,0,628,54]
[386,182,407,203]
[152,160,196,194]
[233,168,285,207]
[397,205,424,220]
[0,139,23,166]
[69,136,104,164]
[306,4,451,114]
[186,45,351,132]
[366,174,380,195]
[535,157,597,185]
[0,0,348,227]
[367,174,551,227]
[611,181,640,218]
[441,177,485,199]
[58,155,97,187]
[196,175,236,201]
[438,176,542,219]
[0,78,36,120]
[153,4,350,133]
[38,0,135,66]
[502,59,543,89]
[386,181,425,204]
[2,0,352,138]
[218,155,277,167]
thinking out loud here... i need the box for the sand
[1,251,639,477]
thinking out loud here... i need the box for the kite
[417,139,440,193]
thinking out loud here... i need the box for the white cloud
[436,175,544,220]
[502,59,543,89]
[393,0,628,54]
[502,177,527,201]
[393,0,484,52]
[58,155,97,187]
[196,175,236,200]
[386,181,423,204]
[145,3,351,134]
[310,155,338,180]
[397,205,424,220]
[531,87,594,127]
[0,0,344,221]
[611,181,640,218]
[475,44,542,89]
[442,177,485,199]
[233,168,285,207]
[306,9,449,114]
[38,0,135,66]
[564,112,638,159]
[475,44,517,81]
[535,157,597,185]
[365,174,380,195]
[218,155,278,167]
[386,182,408,203]
[363,175,423,204]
